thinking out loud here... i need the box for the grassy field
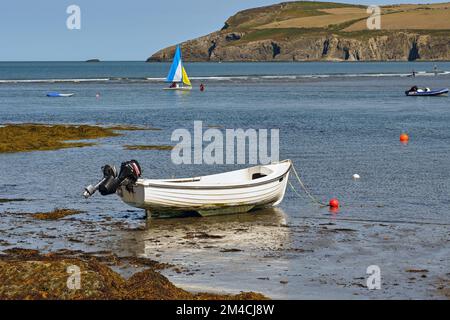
[225,1,450,36]
[255,7,369,29]
[225,1,357,30]
[345,6,450,31]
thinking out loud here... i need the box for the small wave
[187,72,450,81]
[190,76,250,81]
[146,76,251,81]
[145,77,167,81]
[260,75,297,79]
[1,71,448,84]
[0,78,111,84]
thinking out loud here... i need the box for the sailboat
[164,45,192,91]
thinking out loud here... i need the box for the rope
[289,163,329,207]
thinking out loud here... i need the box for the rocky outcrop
[148,31,450,62]
[147,1,450,62]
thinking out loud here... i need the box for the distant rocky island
[148,1,450,62]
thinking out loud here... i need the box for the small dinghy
[164,45,192,91]
[405,86,448,96]
[47,92,74,97]
[84,160,292,218]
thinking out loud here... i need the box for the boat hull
[47,93,74,97]
[163,87,192,91]
[118,161,291,218]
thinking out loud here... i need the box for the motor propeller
[83,160,142,198]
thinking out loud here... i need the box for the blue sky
[0,0,444,61]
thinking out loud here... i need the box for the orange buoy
[329,198,339,208]
[400,133,409,143]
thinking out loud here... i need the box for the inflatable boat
[47,92,74,97]
[405,87,448,96]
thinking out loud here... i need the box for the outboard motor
[83,160,142,198]
[405,85,418,95]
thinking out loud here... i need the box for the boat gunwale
[136,161,292,190]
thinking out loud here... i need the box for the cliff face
[148,1,450,62]
[149,31,450,62]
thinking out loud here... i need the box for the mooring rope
[289,163,329,207]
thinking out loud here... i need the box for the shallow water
[0,62,449,299]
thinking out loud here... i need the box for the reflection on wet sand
[129,208,291,296]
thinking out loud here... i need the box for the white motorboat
[84,160,292,218]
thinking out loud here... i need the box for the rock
[149,31,449,62]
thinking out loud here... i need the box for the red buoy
[400,133,409,143]
[329,198,339,208]
[200,83,205,92]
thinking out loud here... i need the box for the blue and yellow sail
[166,45,191,86]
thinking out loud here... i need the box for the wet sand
[129,209,450,299]
[0,210,266,300]
[0,207,448,299]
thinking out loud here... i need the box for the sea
[0,61,449,299]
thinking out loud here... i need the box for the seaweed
[31,208,83,220]
[0,248,268,300]
[0,124,154,153]
[124,145,173,151]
